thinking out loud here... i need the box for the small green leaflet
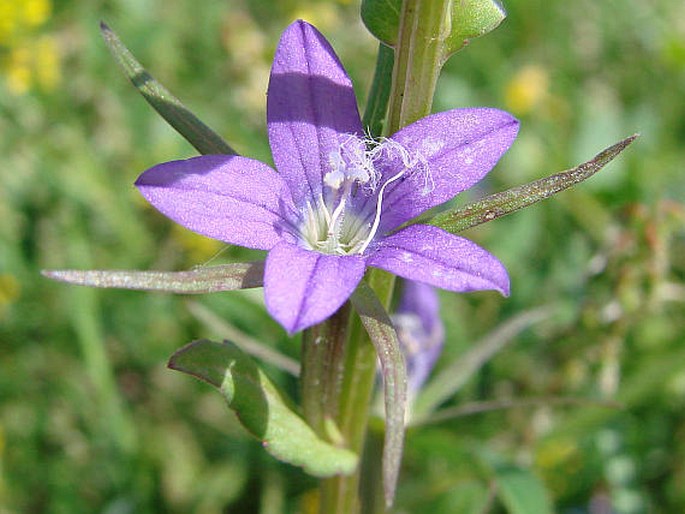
[168,339,358,477]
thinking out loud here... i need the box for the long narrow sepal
[100,22,237,156]
[427,135,638,234]
[169,340,358,477]
[350,281,407,508]
[42,262,264,293]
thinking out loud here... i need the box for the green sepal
[361,0,506,56]
[42,261,264,293]
[426,135,638,235]
[100,22,237,156]
[168,339,358,478]
[350,281,407,507]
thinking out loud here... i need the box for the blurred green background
[1,0,683,512]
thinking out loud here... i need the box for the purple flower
[135,20,518,333]
[392,281,444,397]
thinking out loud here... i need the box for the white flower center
[296,135,430,256]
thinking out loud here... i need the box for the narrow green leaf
[169,339,358,477]
[427,135,638,234]
[100,22,236,156]
[412,307,553,421]
[494,466,554,514]
[42,261,264,293]
[351,281,407,507]
[445,0,507,56]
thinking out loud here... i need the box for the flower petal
[367,224,509,295]
[264,241,365,333]
[136,155,293,250]
[379,108,519,231]
[267,20,363,205]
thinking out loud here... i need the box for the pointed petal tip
[499,280,511,298]
[265,243,365,334]
[42,269,78,283]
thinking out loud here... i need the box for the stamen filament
[327,183,351,239]
[358,167,408,254]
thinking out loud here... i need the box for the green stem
[386,0,451,134]
[301,303,352,436]
[309,34,399,514]
[319,309,377,513]
[312,1,452,509]
[319,270,396,514]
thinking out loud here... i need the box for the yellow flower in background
[23,0,51,27]
[5,46,32,94]
[504,64,550,116]
[0,274,20,317]
[34,34,59,89]
[0,0,59,95]
[0,0,51,42]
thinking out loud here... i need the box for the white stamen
[357,166,408,254]
[296,134,431,256]
[327,182,351,239]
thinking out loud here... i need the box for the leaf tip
[626,133,640,146]
[99,21,115,43]
[384,479,398,509]
[41,269,66,282]
[167,339,225,388]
